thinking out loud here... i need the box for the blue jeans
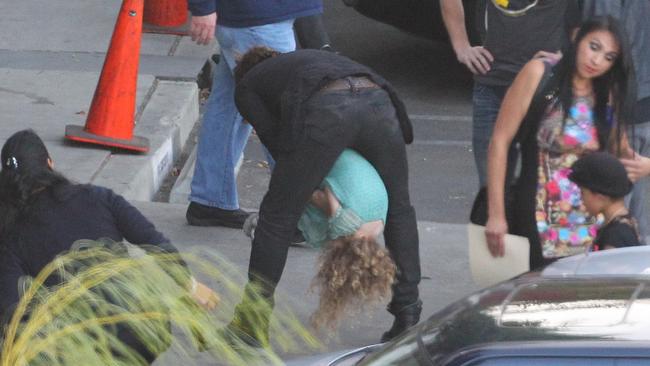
[472,82,517,187]
[190,21,296,209]
[626,121,650,244]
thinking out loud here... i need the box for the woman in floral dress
[485,16,637,269]
[535,95,601,259]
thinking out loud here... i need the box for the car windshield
[355,324,423,365]
[356,276,650,365]
[356,295,477,365]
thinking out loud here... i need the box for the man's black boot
[186,201,250,228]
[380,299,422,343]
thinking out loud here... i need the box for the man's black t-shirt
[475,0,580,86]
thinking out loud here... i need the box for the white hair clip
[5,157,18,169]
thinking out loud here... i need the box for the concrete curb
[168,145,245,205]
[168,144,196,204]
[92,80,199,201]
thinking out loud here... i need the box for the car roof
[370,247,650,365]
[445,341,650,366]
[541,246,650,278]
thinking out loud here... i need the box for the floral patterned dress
[535,94,602,259]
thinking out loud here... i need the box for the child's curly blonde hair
[310,236,396,330]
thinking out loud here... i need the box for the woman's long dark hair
[552,16,636,154]
[0,129,70,237]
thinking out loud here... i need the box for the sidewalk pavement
[134,201,479,364]
[0,1,479,363]
[0,0,214,201]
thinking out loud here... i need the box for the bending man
[232,47,422,344]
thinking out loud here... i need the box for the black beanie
[569,152,633,198]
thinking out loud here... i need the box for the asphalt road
[155,3,483,364]
[238,0,478,225]
[162,3,650,363]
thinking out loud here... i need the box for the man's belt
[321,76,379,92]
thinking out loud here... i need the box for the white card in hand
[467,223,530,287]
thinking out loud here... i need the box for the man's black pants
[249,87,420,310]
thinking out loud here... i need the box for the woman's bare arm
[485,59,546,257]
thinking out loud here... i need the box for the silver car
[287,246,650,365]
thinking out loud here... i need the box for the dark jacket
[187,0,322,28]
[235,49,413,153]
[0,184,179,322]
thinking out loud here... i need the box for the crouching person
[0,129,219,364]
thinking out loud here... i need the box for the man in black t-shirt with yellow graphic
[441,0,580,187]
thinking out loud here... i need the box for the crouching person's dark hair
[0,129,70,237]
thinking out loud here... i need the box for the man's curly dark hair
[234,46,281,83]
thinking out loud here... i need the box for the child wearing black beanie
[569,152,641,251]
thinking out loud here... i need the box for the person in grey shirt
[583,1,650,244]
[441,0,579,187]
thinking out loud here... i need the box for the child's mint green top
[298,149,388,248]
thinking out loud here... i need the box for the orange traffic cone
[143,0,191,35]
[65,0,149,153]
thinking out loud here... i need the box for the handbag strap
[514,60,560,144]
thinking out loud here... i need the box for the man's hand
[621,154,650,183]
[533,50,562,64]
[456,46,494,75]
[441,0,492,74]
[190,13,217,45]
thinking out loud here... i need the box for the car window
[466,356,649,365]
[625,284,650,324]
[498,281,639,328]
